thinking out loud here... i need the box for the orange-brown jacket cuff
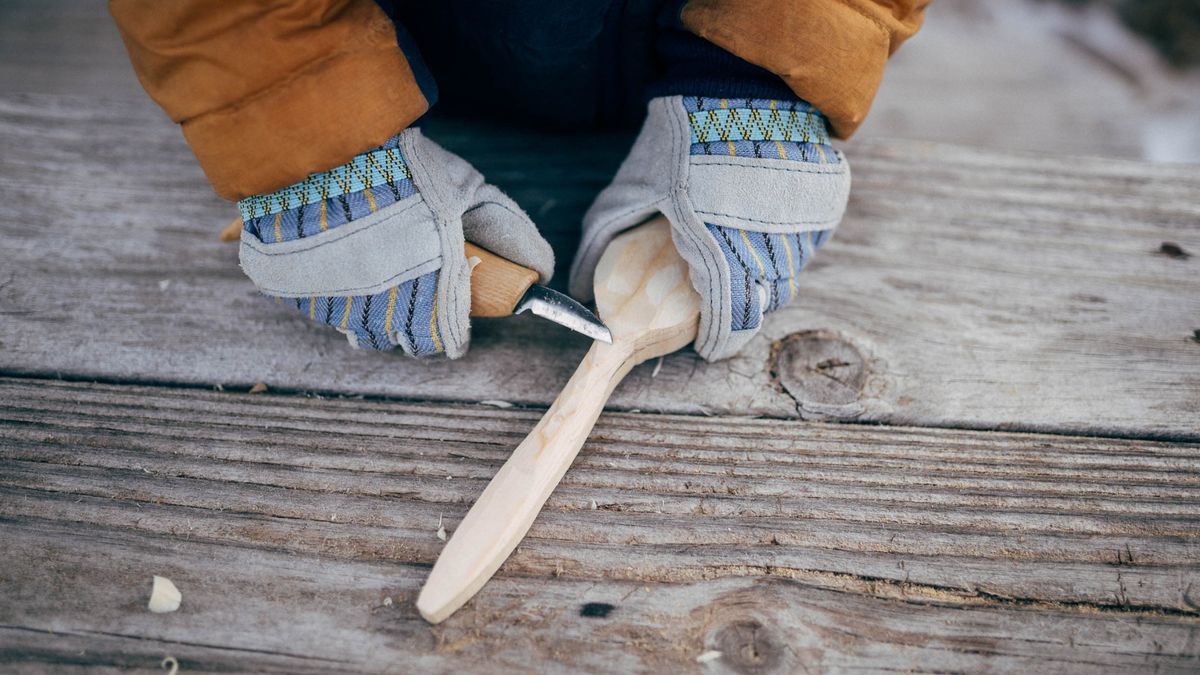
[681,0,928,138]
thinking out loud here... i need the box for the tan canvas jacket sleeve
[109,0,429,200]
[681,0,929,138]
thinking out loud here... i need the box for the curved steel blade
[513,285,612,343]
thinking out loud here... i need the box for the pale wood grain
[2,377,1199,672]
[2,377,1198,610]
[4,521,1199,675]
[1,93,1197,437]
[419,218,701,622]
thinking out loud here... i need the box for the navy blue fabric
[646,1,798,102]
[384,0,796,131]
[371,1,439,112]
[394,1,654,130]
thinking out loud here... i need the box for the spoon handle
[417,341,634,624]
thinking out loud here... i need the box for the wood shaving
[161,656,179,674]
[248,382,268,394]
[382,596,393,607]
[695,650,722,664]
[650,356,664,378]
[148,575,181,613]
[480,400,513,408]
[437,514,447,541]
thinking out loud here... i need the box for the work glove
[237,130,554,357]
[570,96,849,361]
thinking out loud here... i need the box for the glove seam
[402,130,473,355]
[462,200,523,221]
[248,258,439,298]
[693,210,843,227]
[665,97,723,353]
[688,161,847,175]
[399,130,463,354]
[239,196,423,256]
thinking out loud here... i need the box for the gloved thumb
[461,185,555,283]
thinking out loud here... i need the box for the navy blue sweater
[376,0,800,130]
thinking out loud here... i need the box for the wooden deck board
[2,377,1199,672]
[6,521,1198,674]
[1,93,1198,438]
[2,4,1199,668]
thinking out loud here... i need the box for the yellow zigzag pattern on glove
[688,105,830,145]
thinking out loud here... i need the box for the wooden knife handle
[465,242,539,318]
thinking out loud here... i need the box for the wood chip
[248,383,268,394]
[695,650,722,664]
[480,400,513,408]
[148,575,181,613]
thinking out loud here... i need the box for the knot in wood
[773,330,867,418]
[713,619,787,674]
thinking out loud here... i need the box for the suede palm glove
[237,129,554,357]
[570,96,849,361]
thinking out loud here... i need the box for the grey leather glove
[570,95,851,361]
[237,128,554,358]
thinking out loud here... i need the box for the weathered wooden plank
[4,520,1200,674]
[2,377,1198,611]
[2,378,1199,672]
[1,93,1198,437]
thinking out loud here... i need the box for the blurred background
[856,0,1200,162]
[1,0,1196,162]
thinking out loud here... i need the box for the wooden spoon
[417,216,700,623]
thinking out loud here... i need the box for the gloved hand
[237,129,553,358]
[570,96,849,361]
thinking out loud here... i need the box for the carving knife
[465,242,611,343]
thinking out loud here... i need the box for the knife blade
[466,242,611,343]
